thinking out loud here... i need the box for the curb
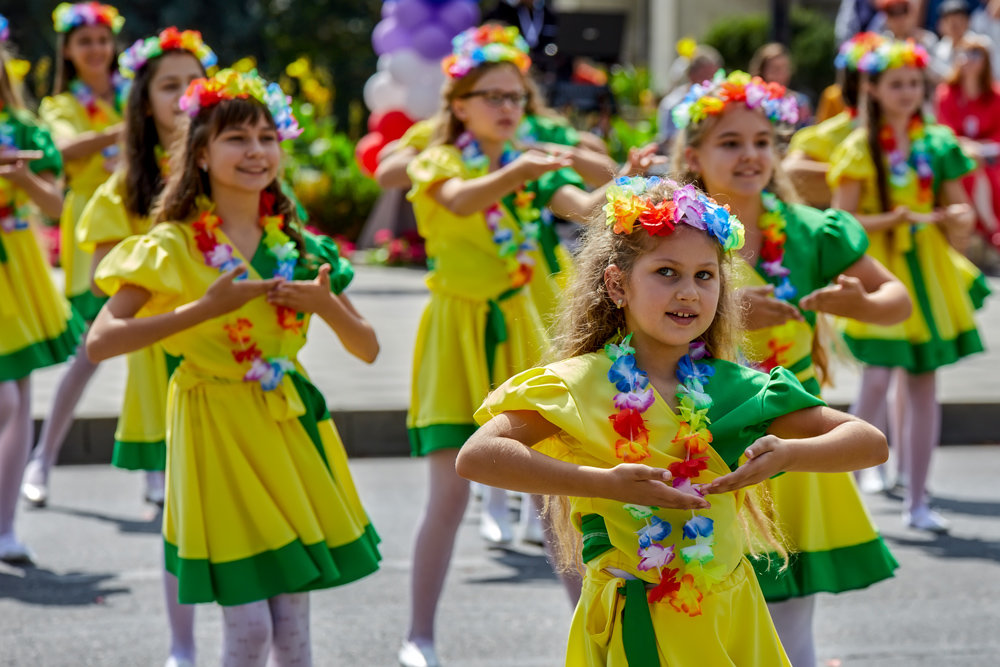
[38,402,999,465]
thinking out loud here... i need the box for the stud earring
[199,163,208,172]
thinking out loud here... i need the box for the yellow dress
[95,222,380,605]
[828,125,988,372]
[404,145,556,456]
[0,108,85,380]
[789,111,855,164]
[39,91,121,320]
[477,354,825,665]
[77,169,177,471]
[734,203,898,601]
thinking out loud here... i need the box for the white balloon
[363,71,407,113]
[404,81,444,119]
[385,48,421,85]
[376,55,389,72]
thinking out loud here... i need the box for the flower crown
[604,176,745,252]
[178,69,301,141]
[442,24,531,79]
[52,2,124,34]
[856,39,929,75]
[0,14,9,43]
[672,70,799,131]
[119,27,217,79]
[833,32,886,71]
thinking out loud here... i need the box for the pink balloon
[410,23,452,60]
[435,0,479,33]
[395,0,432,30]
[372,18,411,55]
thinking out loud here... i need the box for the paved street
[2,446,999,666]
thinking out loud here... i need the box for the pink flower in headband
[672,70,799,130]
[856,38,929,75]
[442,24,531,79]
[119,27,217,79]
[52,2,124,34]
[179,69,301,141]
[834,32,885,71]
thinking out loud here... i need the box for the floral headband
[178,69,301,141]
[52,2,124,34]
[604,176,745,252]
[119,27,217,79]
[856,39,929,74]
[833,32,885,71]
[672,70,799,131]
[442,24,531,79]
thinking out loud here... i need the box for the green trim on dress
[112,440,166,471]
[754,536,899,602]
[407,423,478,457]
[164,523,381,606]
[69,290,107,322]
[969,271,992,311]
[0,312,85,382]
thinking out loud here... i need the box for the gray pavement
[2,446,1000,666]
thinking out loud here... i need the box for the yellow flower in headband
[442,24,531,79]
[604,180,650,234]
[179,69,301,141]
[52,2,124,34]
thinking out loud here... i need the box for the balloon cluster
[357,0,480,176]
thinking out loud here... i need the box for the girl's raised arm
[797,254,912,325]
[431,150,570,216]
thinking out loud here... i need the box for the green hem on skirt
[0,313,85,382]
[969,271,992,311]
[753,536,899,602]
[164,523,382,606]
[69,290,107,322]
[844,328,984,374]
[111,439,166,471]
[407,423,478,457]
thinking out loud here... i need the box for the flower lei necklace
[605,334,719,616]
[879,115,933,205]
[0,111,30,233]
[68,71,129,123]
[455,130,540,288]
[192,195,304,391]
[756,191,799,371]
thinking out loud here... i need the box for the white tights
[221,593,311,667]
[0,378,32,538]
[767,595,817,667]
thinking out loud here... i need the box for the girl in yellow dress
[457,177,890,666]
[399,25,652,667]
[86,69,381,665]
[828,39,988,533]
[671,70,910,667]
[77,28,215,667]
[22,2,127,506]
[0,14,84,564]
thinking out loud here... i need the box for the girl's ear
[604,264,627,308]
[451,98,468,123]
[683,145,701,177]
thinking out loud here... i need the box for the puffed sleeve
[94,223,188,316]
[815,208,870,281]
[475,365,589,459]
[406,145,465,202]
[788,124,829,162]
[706,361,826,469]
[38,94,81,142]
[531,166,586,209]
[14,111,63,177]
[76,170,133,252]
[927,124,975,182]
[827,129,874,188]
[397,120,434,152]
[302,231,354,294]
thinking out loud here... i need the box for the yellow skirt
[163,364,381,605]
[0,226,84,381]
[111,344,180,471]
[407,288,547,456]
[568,560,790,666]
[754,472,897,601]
[60,187,106,320]
[527,244,573,332]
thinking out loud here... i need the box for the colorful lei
[606,336,720,615]
[0,14,9,42]
[833,32,886,72]
[755,191,800,371]
[856,39,929,75]
[604,176,745,251]
[179,69,301,142]
[52,2,124,34]
[456,131,540,288]
[192,196,305,391]
[879,115,933,204]
[442,24,531,79]
[672,70,799,131]
[119,27,217,79]
[68,71,130,122]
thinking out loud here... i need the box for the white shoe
[519,501,546,546]
[0,534,35,565]
[857,466,888,494]
[21,459,49,507]
[398,640,440,667]
[164,657,195,667]
[480,507,513,546]
[903,506,950,534]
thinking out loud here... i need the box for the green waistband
[484,286,522,387]
[619,578,660,666]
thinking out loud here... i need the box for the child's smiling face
[684,106,775,201]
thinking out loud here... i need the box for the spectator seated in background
[749,42,814,128]
[879,0,952,78]
[970,0,1000,76]
[934,0,992,71]
[656,45,723,151]
[936,34,1000,255]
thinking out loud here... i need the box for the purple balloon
[381,1,397,19]
[395,0,432,30]
[373,18,412,55]
[410,23,454,60]
[435,0,479,33]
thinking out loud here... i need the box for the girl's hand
[266,263,333,314]
[599,464,711,509]
[739,285,805,329]
[700,435,791,495]
[511,149,572,181]
[0,152,38,185]
[798,274,868,318]
[198,266,283,318]
[904,208,942,225]
[621,143,666,177]
[937,203,976,249]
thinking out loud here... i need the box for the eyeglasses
[462,89,529,108]
[886,3,910,16]
[959,49,985,61]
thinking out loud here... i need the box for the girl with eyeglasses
[399,24,655,667]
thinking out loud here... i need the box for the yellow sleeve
[94,223,190,316]
[405,144,465,202]
[397,119,434,152]
[789,124,831,162]
[827,129,875,188]
[39,94,84,141]
[76,170,136,253]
